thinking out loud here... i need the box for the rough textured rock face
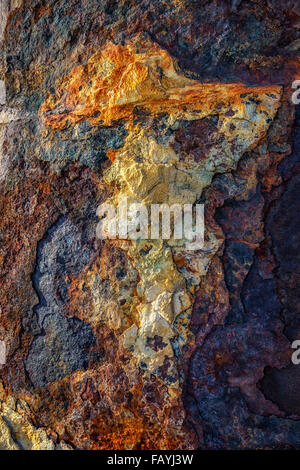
[0,0,299,450]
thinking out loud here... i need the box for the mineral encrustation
[0,0,299,450]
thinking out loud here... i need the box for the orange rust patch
[89,382,188,450]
